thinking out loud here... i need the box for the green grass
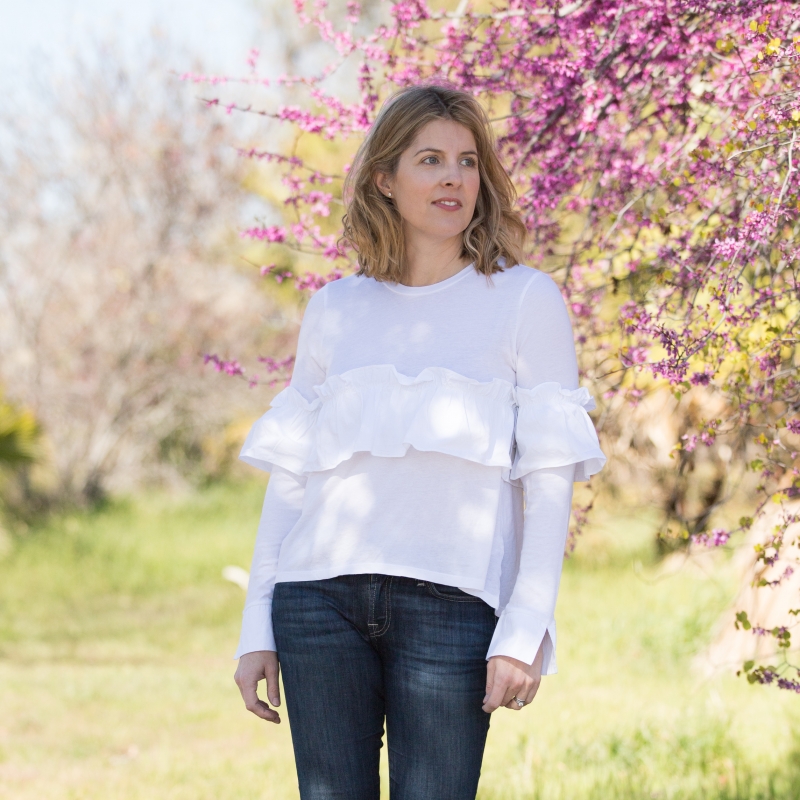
[0,481,798,799]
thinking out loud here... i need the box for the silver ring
[512,696,525,708]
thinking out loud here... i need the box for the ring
[512,695,525,708]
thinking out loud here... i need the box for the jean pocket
[425,582,483,602]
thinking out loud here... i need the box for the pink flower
[241,226,287,244]
[203,354,244,377]
[692,528,729,547]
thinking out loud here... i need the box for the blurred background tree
[0,41,285,510]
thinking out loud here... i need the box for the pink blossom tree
[192,0,800,691]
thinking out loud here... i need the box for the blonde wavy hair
[342,85,526,282]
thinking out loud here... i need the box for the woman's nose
[442,163,462,187]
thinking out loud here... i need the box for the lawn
[0,480,797,799]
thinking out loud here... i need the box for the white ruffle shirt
[235,262,606,673]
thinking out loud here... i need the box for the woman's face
[377,119,480,245]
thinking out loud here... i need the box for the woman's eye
[420,155,476,166]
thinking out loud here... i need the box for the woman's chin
[411,221,472,241]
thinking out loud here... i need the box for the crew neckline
[383,262,476,296]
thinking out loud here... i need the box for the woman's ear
[375,171,392,198]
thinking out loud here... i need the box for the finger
[502,679,530,710]
[504,695,525,710]
[523,679,541,706]
[483,659,496,706]
[483,675,514,713]
[265,657,281,707]
[239,677,281,724]
[503,690,525,710]
[247,697,282,723]
[506,677,541,709]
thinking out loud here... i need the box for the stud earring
[387,192,392,197]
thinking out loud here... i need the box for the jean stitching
[368,574,377,633]
[426,581,482,603]
[372,576,393,637]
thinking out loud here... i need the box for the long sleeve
[234,287,329,658]
[486,271,603,672]
[485,463,574,671]
[234,467,306,657]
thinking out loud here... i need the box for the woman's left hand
[482,641,545,713]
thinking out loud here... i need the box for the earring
[387,192,392,197]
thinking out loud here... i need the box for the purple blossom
[692,528,730,547]
[689,371,713,386]
[241,226,287,243]
[257,355,295,374]
[203,354,244,377]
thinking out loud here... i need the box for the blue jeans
[272,574,498,800]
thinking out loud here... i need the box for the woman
[233,85,606,800]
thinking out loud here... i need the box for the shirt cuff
[233,602,276,659]
[485,607,558,675]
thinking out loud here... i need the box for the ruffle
[239,365,605,482]
[511,382,607,482]
[240,365,516,475]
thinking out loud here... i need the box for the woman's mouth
[433,198,462,211]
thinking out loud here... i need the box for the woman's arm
[483,270,603,712]
[482,462,575,712]
[234,287,329,723]
[235,468,306,657]
[234,468,305,724]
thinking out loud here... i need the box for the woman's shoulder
[312,271,371,307]
[491,261,556,297]
[299,273,363,322]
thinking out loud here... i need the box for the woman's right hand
[234,650,281,724]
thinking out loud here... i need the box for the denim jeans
[272,573,498,800]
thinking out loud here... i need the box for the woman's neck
[401,232,471,287]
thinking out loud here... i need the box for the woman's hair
[341,85,526,282]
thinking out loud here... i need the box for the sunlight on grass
[0,482,798,799]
